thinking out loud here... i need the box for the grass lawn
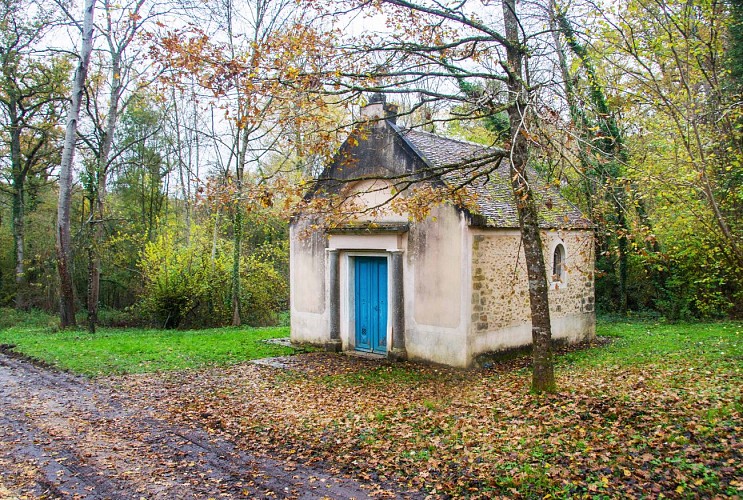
[0,309,293,376]
[119,319,742,498]
[560,321,741,369]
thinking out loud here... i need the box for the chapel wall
[467,229,595,361]
[403,204,470,367]
[289,217,329,344]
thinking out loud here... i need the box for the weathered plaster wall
[342,179,408,223]
[468,229,595,360]
[405,204,471,367]
[289,218,329,344]
[410,205,463,328]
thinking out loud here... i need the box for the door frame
[344,251,391,354]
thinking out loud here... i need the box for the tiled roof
[400,128,592,229]
[402,129,504,168]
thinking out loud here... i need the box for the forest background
[1,0,740,331]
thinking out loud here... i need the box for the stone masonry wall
[470,230,594,336]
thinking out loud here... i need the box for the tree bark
[56,0,97,328]
[9,108,26,310]
[86,242,98,332]
[231,128,247,327]
[11,173,26,310]
[172,88,192,245]
[85,0,152,331]
[231,198,242,326]
[502,0,555,393]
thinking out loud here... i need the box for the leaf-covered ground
[118,322,742,498]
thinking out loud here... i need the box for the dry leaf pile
[120,349,742,498]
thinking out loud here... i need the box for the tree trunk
[502,0,555,393]
[549,4,595,219]
[231,131,246,326]
[56,0,97,328]
[12,174,25,310]
[9,114,26,310]
[172,88,192,245]
[552,6,630,315]
[226,1,247,328]
[86,52,121,333]
[231,199,242,326]
[87,243,99,333]
[615,194,628,315]
[211,210,220,265]
[208,209,220,318]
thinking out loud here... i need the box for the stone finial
[361,92,386,119]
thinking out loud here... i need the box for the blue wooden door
[354,256,388,354]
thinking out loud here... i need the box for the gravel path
[0,353,378,499]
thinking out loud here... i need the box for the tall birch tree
[78,0,164,333]
[56,0,96,328]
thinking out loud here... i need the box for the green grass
[0,309,293,376]
[561,320,743,368]
[1,309,740,382]
[0,308,57,329]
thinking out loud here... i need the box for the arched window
[552,244,566,282]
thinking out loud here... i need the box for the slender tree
[549,3,630,315]
[501,0,554,392]
[56,0,96,328]
[166,81,202,246]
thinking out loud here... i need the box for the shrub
[136,222,289,328]
[137,226,230,328]
[241,255,289,326]
[0,307,55,329]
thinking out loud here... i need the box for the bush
[137,226,230,328]
[596,228,742,320]
[136,223,289,328]
[0,307,56,329]
[241,256,289,326]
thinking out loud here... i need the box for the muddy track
[0,354,382,499]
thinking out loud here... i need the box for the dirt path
[0,354,380,499]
